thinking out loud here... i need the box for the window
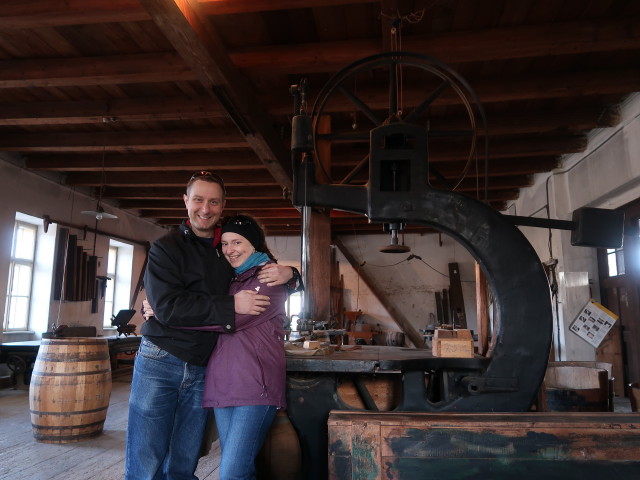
[4,221,37,330]
[606,247,625,277]
[103,245,118,326]
[103,239,133,327]
[286,291,302,318]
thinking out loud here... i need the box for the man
[125,171,298,480]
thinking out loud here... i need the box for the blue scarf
[235,252,270,275]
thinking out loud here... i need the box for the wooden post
[448,262,467,329]
[301,115,332,324]
[475,262,490,355]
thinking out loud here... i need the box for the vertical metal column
[300,204,313,323]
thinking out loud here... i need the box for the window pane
[288,292,302,317]
[616,250,625,276]
[606,247,625,277]
[607,252,618,276]
[13,223,36,260]
[108,246,117,275]
[10,264,33,295]
[6,296,29,330]
[104,245,118,325]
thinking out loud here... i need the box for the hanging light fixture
[81,146,118,220]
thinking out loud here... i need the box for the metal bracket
[461,376,519,395]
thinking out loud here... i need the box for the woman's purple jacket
[198,260,287,409]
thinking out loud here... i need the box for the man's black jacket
[142,222,235,366]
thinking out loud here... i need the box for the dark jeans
[125,338,208,480]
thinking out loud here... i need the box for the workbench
[285,345,489,480]
[0,335,141,386]
[328,410,640,479]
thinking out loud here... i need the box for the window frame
[4,220,38,331]
[103,244,119,326]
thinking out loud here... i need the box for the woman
[201,214,287,479]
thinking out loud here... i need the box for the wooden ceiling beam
[140,208,358,219]
[0,96,224,126]
[329,135,587,163]
[272,69,640,116]
[432,157,560,178]
[0,0,374,28]
[349,106,615,137]
[24,152,261,171]
[66,170,277,187]
[0,28,635,98]
[120,198,294,210]
[67,168,531,190]
[153,218,501,233]
[0,91,617,140]
[230,16,640,73]
[103,185,286,199]
[0,0,149,28]
[0,53,194,88]
[454,176,532,191]
[25,151,557,179]
[0,64,634,123]
[0,128,247,151]
[140,0,293,190]
[198,0,374,16]
[427,136,587,160]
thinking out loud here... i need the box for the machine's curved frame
[291,53,553,412]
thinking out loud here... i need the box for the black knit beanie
[221,216,262,249]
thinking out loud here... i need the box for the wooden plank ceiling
[1,0,639,236]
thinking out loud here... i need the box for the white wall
[0,156,167,343]
[271,230,476,343]
[507,93,640,361]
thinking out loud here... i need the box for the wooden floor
[0,370,221,480]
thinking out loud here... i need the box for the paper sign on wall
[569,299,618,348]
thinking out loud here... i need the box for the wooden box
[431,328,474,357]
[328,411,640,480]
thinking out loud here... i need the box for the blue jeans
[125,338,209,480]
[214,405,277,480]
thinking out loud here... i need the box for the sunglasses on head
[189,171,225,187]
[227,216,254,226]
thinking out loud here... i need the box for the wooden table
[0,335,141,386]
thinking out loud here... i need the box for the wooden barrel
[256,411,301,479]
[29,337,112,443]
[545,365,608,412]
[630,382,640,412]
[385,331,405,347]
[548,361,614,411]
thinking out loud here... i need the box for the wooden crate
[328,410,640,480]
[432,329,474,357]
